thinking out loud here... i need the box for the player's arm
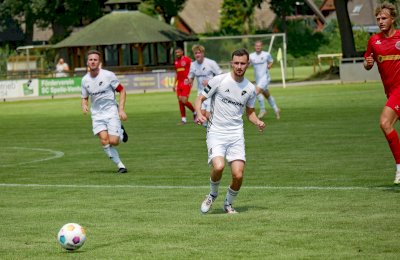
[195,95,207,124]
[173,74,177,92]
[81,97,89,115]
[116,84,128,121]
[246,106,265,132]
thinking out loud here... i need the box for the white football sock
[209,178,220,197]
[257,94,266,112]
[267,95,279,112]
[103,144,122,166]
[224,187,239,206]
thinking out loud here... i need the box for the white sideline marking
[0,183,398,191]
[1,147,64,167]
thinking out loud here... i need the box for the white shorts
[92,116,122,136]
[256,76,270,91]
[206,133,246,165]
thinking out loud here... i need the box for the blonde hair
[375,2,397,19]
[191,44,205,53]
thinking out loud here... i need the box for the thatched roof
[54,10,197,48]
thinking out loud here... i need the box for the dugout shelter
[53,10,198,74]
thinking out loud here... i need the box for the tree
[139,0,187,24]
[286,20,327,58]
[333,0,357,58]
[0,0,106,44]
[269,0,296,34]
[32,0,106,43]
[0,0,37,44]
[220,0,265,35]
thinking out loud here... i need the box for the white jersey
[55,63,68,77]
[202,72,257,135]
[189,57,222,95]
[249,51,273,86]
[81,69,120,120]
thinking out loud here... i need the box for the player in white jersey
[249,40,280,119]
[188,45,222,124]
[195,48,265,214]
[81,50,128,174]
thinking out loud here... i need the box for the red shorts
[176,81,191,97]
[386,90,400,117]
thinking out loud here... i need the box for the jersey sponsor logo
[176,68,185,72]
[204,85,211,93]
[89,91,106,96]
[396,41,400,50]
[221,97,244,107]
[377,55,400,63]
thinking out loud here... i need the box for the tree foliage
[268,0,296,33]
[0,0,106,44]
[220,0,265,35]
[139,0,187,24]
[285,20,327,58]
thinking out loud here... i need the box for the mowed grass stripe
[1,183,400,191]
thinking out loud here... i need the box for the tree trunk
[334,0,357,58]
[24,10,34,45]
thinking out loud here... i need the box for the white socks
[257,94,266,112]
[224,187,239,206]
[103,144,124,167]
[209,178,220,198]
[267,95,279,112]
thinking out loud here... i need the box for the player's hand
[364,53,374,69]
[256,120,265,132]
[119,110,128,121]
[196,114,207,125]
[202,79,209,87]
[172,86,176,92]
[82,104,89,115]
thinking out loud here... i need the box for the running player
[249,40,280,119]
[81,49,128,173]
[188,45,222,122]
[173,47,195,125]
[364,2,400,184]
[195,48,265,214]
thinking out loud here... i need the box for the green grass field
[1,82,400,259]
[244,65,333,83]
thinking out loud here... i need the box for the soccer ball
[57,223,86,250]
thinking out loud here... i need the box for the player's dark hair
[87,49,102,59]
[175,47,183,51]
[231,48,249,61]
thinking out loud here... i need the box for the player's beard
[234,68,245,78]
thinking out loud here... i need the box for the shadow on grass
[373,185,400,193]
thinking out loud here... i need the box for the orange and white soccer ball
[57,223,86,250]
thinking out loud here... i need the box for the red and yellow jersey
[174,56,192,83]
[365,30,400,97]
